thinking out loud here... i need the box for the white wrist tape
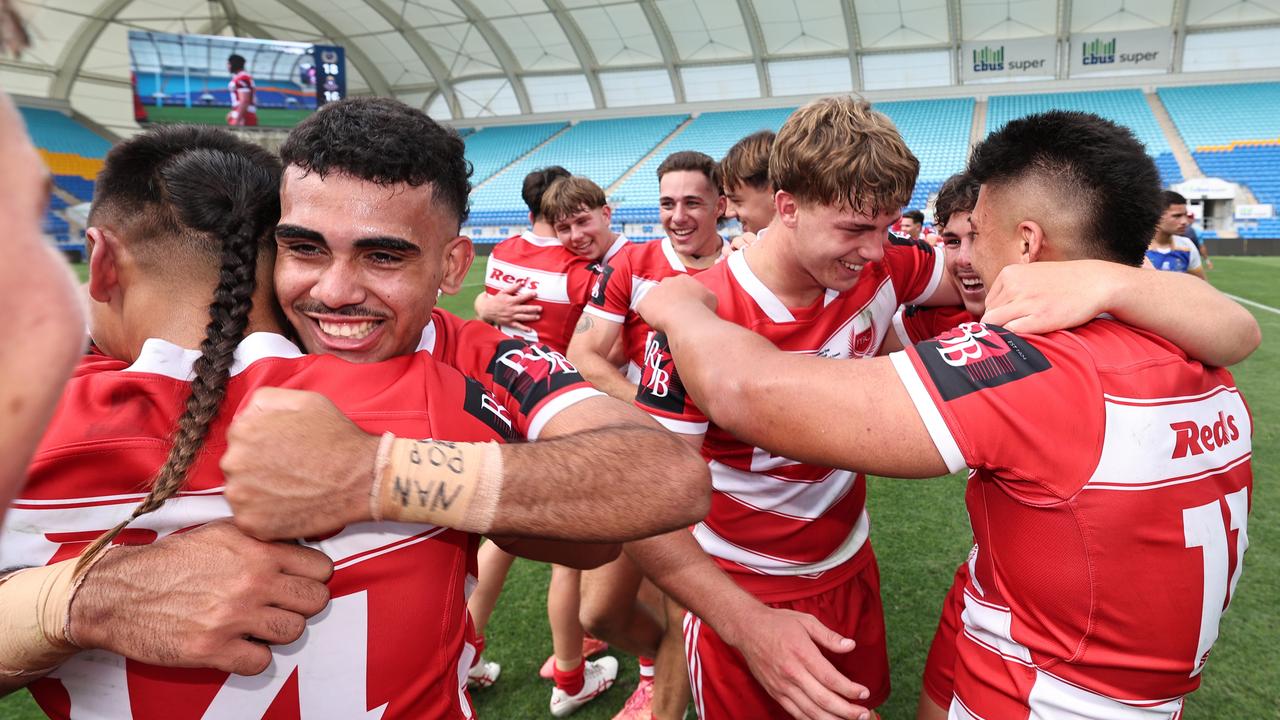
[0,549,110,676]
[371,438,504,533]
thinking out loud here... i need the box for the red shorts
[950,609,1187,720]
[921,562,968,709]
[682,557,890,719]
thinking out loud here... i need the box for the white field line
[1226,293,1280,317]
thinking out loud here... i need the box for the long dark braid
[77,136,280,575]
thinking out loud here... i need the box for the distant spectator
[897,209,938,245]
[1146,191,1205,279]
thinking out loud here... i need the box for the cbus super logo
[919,322,1051,400]
[1170,412,1241,459]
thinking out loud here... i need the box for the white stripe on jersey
[1084,386,1251,491]
[581,304,625,324]
[889,350,967,473]
[709,460,853,521]
[960,588,1033,665]
[1027,669,1186,719]
[484,257,572,304]
[691,508,869,576]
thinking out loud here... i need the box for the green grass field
[1,257,1275,719]
[141,104,313,128]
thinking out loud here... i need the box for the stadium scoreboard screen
[128,30,346,129]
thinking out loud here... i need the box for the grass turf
[140,105,314,128]
[2,257,1276,719]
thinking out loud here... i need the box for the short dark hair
[658,150,721,194]
[933,173,980,229]
[968,110,1161,266]
[280,97,472,227]
[522,166,571,218]
[1163,190,1188,208]
[902,209,925,224]
[720,131,774,192]
[227,54,246,72]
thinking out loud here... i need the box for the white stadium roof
[5,0,1280,133]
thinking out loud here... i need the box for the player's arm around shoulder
[565,312,634,401]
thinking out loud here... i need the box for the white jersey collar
[727,250,795,323]
[125,332,304,380]
[520,230,562,248]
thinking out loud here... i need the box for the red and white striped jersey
[482,231,627,354]
[229,70,255,112]
[891,319,1252,705]
[583,237,714,384]
[637,239,944,600]
[892,304,976,346]
[4,318,598,719]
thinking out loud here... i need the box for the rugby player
[226,53,257,127]
[721,130,776,236]
[637,108,1259,719]
[567,151,725,401]
[1146,191,1206,278]
[1,105,708,718]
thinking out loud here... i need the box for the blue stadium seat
[19,107,111,158]
[465,123,567,186]
[1158,83,1280,150]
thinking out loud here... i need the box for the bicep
[538,395,663,439]
[569,313,622,358]
[710,354,948,478]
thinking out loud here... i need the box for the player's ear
[438,235,474,296]
[1017,220,1046,264]
[775,190,799,229]
[600,204,612,225]
[86,226,122,304]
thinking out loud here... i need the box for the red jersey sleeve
[633,331,708,435]
[892,305,977,346]
[430,310,601,439]
[583,248,632,324]
[883,234,946,306]
[888,322,1105,499]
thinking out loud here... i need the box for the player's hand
[69,520,332,676]
[477,284,541,332]
[726,605,871,720]
[636,275,718,333]
[222,387,380,540]
[982,259,1121,335]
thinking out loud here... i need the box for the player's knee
[579,600,628,640]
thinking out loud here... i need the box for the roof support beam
[362,0,458,117]
[735,0,771,97]
[452,0,531,114]
[840,0,863,91]
[50,0,133,99]
[275,0,394,96]
[1055,0,1073,80]
[638,0,686,103]
[1171,0,1191,74]
[947,0,963,84]
[545,0,605,109]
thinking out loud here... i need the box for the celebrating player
[721,130,776,236]
[225,53,257,127]
[1,104,709,718]
[637,108,1259,720]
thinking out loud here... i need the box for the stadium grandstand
[1,0,1277,718]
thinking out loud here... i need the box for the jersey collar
[603,235,629,264]
[521,230,562,248]
[416,321,439,355]
[125,332,303,380]
[727,250,794,323]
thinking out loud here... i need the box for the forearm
[566,343,636,402]
[473,292,497,324]
[625,530,764,648]
[1107,263,1260,366]
[496,426,710,540]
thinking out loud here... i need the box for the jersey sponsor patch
[590,264,614,307]
[463,377,517,441]
[635,332,689,414]
[486,339,584,415]
[917,322,1050,400]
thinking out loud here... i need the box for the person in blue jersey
[1146,191,1205,278]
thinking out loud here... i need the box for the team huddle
[0,87,1259,720]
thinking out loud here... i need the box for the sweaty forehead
[279,166,448,245]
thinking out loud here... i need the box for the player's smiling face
[725,182,774,235]
[785,196,898,293]
[274,166,473,363]
[941,210,986,316]
[553,205,613,261]
[659,170,726,259]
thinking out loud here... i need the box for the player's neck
[677,235,722,269]
[121,284,284,360]
[531,220,557,238]
[745,229,824,308]
[1152,230,1174,248]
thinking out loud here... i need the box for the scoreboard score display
[128,30,346,129]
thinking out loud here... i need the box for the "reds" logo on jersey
[1170,412,1241,459]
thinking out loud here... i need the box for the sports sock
[554,659,585,695]
[638,656,655,680]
